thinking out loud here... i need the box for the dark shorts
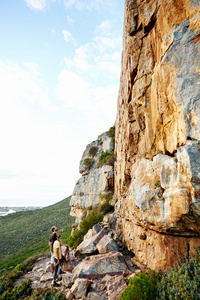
[54,255,65,265]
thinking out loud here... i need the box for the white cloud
[24,0,56,11]
[24,62,40,76]
[24,0,47,11]
[62,20,122,80]
[95,20,112,36]
[64,0,113,11]
[55,69,118,122]
[64,0,76,9]
[62,29,76,43]
[24,0,114,12]
[0,62,51,109]
[67,16,74,24]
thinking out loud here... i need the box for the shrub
[108,126,115,139]
[83,158,94,169]
[106,151,116,166]
[1,279,32,300]
[101,194,114,215]
[67,211,103,249]
[120,270,158,300]
[154,180,160,189]
[0,273,13,297]
[14,264,25,272]
[0,263,28,298]
[98,151,114,166]
[156,248,200,300]
[30,287,65,299]
[89,146,98,157]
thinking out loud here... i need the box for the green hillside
[0,196,74,272]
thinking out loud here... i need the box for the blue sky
[0,0,124,207]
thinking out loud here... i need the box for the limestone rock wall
[70,132,114,223]
[114,0,200,270]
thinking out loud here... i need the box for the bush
[101,200,114,215]
[30,287,65,299]
[89,146,98,157]
[101,194,114,215]
[67,211,103,249]
[120,270,158,300]
[0,273,13,297]
[106,152,116,166]
[98,151,114,166]
[83,158,94,169]
[156,248,200,300]
[1,279,32,300]
[0,263,27,298]
[108,126,115,139]
[154,180,160,189]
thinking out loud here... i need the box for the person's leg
[54,258,59,282]
[50,252,54,273]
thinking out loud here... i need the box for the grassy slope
[0,196,74,272]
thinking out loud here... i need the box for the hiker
[49,226,69,273]
[52,232,67,285]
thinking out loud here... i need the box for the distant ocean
[0,208,16,217]
[0,206,42,217]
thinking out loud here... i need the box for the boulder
[62,256,79,273]
[76,228,108,255]
[106,275,127,300]
[96,234,120,254]
[70,278,91,299]
[83,223,103,241]
[72,251,129,279]
[61,272,74,288]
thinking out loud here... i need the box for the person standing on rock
[49,226,69,274]
[52,232,67,285]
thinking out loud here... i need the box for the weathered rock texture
[114,0,200,270]
[70,131,114,223]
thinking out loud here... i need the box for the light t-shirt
[53,240,61,259]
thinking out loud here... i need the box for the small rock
[101,274,112,283]
[65,289,74,300]
[40,273,53,282]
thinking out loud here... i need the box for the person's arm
[59,239,67,247]
[59,238,70,259]
[49,241,53,252]
[59,239,69,252]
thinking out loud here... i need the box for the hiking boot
[56,276,62,282]
[52,280,58,287]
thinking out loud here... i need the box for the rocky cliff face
[114,0,200,270]
[70,131,114,224]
